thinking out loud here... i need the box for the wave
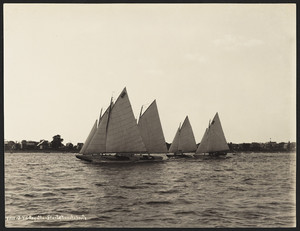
[42,192,56,197]
[157,189,179,194]
[97,215,111,220]
[120,185,148,189]
[26,163,41,166]
[23,194,36,198]
[177,198,193,204]
[143,182,158,185]
[27,221,67,227]
[227,186,246,191]
[102,208,118,213]
[95,183,107,187]
[146,201,172,205]
[174,210,197,215]
[103,195,126,200]
[57,187,86,191]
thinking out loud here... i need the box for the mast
[177,122,181,152]
[106,96,113,133]
[98,108,103,126]
[137,105,144,124]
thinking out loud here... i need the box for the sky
[4,4,296,144]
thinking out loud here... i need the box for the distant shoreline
[5,140,296,154]
[4,150,79,154]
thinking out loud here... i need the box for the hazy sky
[4,4,296,144]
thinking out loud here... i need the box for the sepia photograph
[3,2,296,228]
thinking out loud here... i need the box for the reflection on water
[5,152,296,227]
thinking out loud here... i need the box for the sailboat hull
[194,152,228,159]
[167,153,194,159]
[75,154,165,163]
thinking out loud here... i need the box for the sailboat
[194,112,229,157]
[137,100,168,158]
[167,116,197,158]
[75,88,164,163]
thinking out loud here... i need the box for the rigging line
[139,102,151,115]
[137,105,144,124]
[177,122,182,152]
[104,96,114,152]
[98,107,103,126]
[106,90,115,128]
[137,102,151,123]
[106,96,113,132]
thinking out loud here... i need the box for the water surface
[5,152,296,227]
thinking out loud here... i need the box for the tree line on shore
[4,135,83,153]
[4,134,296,153]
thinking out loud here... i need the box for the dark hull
[166,154,194,159]
[194,152,228,159]
[75,154,164,163]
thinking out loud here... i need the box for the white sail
[196,128,209,153]
[106,88,147,153]
[169,121,181,153]
[79,120,97,154]
[168,126,180,153]
[84,107,110,154]
[178,116,197,152]
[196,113,229,153]
[169,116,197,153]
[138,100,168,153]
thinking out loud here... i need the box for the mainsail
[169,116,197,153]
[196,112,229,154]
[178,116,197,152]
[138,100,168,153]
[106,88,147,153]
[79,120,97,154]
[81,88,147,154]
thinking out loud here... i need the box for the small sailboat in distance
[194,112,229,157]
[167,116,197,158]
[76,88,164,163]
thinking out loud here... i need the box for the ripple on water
[57,187,86,191]
[156,189,179,194]
[23,193,37,198]
[42,192,56,197]
[145,201,173,205]
[95,183,107,187]
[120,185,148,189]
[174,210,198,215]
